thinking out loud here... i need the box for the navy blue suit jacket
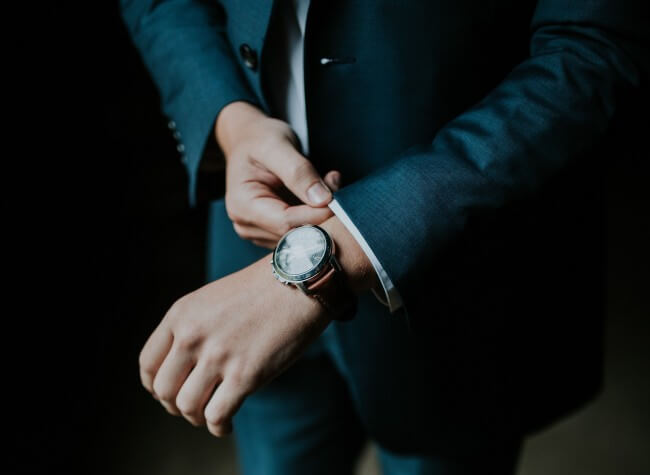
[120,0,648,451]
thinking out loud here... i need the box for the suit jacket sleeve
[332,0,649,319]
[119,0,261,208]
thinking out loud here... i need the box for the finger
[245,194,334,236]
[283,204,334,227]
[208,419,233,437]
[251,239,278,249]
[204,376,248,437]
[241,195,300,235]
[232,222,281,242]
[176,359,223,427]
[229,179,291,232]
[152,344,196,414]
[139,326,173,394]
[159,399,182,416]
[323,170,342,192]
[261,141,332,207]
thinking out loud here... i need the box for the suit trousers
[206,198,523,475]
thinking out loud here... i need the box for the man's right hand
[215,101,341,249]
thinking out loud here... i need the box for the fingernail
[331,173,341,188]
[307,181,331,204]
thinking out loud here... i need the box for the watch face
[273,225,330,281]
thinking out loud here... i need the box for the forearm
[333,0,649,318]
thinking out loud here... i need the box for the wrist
[255,252,333,327]
[269,222,361,321]
[318,216,382,296]
[215,101,266,158]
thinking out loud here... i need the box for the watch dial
[275,226,327,276]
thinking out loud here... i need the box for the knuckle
[139,365,155,385]
[207,424,224,438]
[187,417,203,428]
[255,134,283,159]
[166,295,189,321]
[153,383,173,402]
[287,160,312,185]
[232,222,250,239]
[227,361,256,393]
[175,329,201,352]
[176,395,196,417]
[275,219,292,237]
[226,196,252,227]
[204,348,229,368]
[139,360,158,387]
[266,117,290,132]
[163,404,181,416]
[224,195,240,222]
[228,370,246,389]
[138,352,153,374]
[205,409,226,428]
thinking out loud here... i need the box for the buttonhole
[320,56,356,66]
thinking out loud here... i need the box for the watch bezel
[272,224,333,283]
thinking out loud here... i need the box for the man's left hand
[138,253,330,437]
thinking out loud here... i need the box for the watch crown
[271,266,293,286]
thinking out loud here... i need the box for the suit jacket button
[239,44,258,70]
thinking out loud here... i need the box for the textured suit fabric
[120,0,649,455]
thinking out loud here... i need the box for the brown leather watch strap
[306,264,357,321]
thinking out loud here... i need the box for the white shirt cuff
[328,198,404,313]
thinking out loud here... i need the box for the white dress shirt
[270,0,403,312]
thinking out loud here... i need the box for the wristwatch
[271,224,357,321]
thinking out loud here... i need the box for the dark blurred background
[11,2,648,474]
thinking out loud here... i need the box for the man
[120,0,648,473]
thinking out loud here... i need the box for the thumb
[265,141,332,207]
